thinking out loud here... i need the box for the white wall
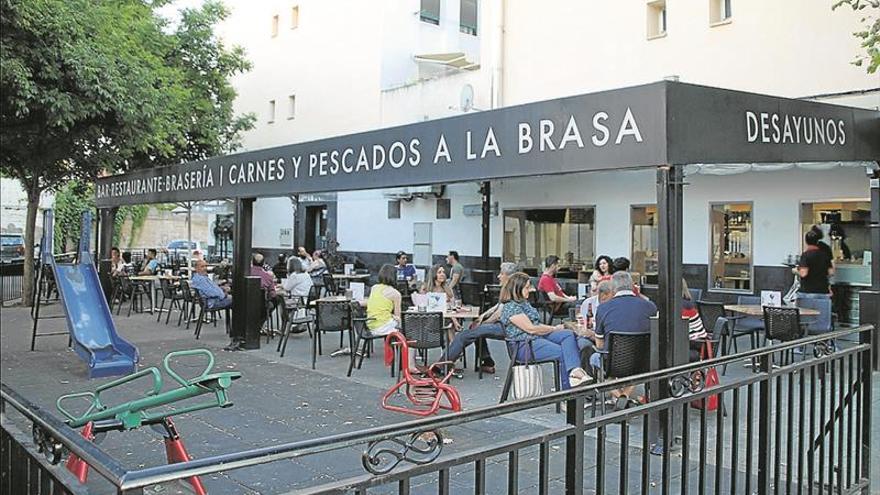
[502,1,879,105]
[0,178,53,235]
[339,166,871,268]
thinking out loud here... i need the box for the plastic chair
[313,299,353,369]
[156,278,184,324]
[177,280,197,329]
[763,306,804,365]
[796,296,832,335]
[688,288,703,304]
[400,312,447,368]
[321,272,341,297]
[595,332,651,412]
[733,295,764,346]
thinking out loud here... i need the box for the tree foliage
[0,0,254,305]
[833,0,880,74]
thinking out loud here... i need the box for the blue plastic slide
[41,210,138,378]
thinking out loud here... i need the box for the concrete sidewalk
[1,302,876,494]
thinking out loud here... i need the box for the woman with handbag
[500,272,591,389]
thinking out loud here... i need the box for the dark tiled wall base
[340,251,502,284]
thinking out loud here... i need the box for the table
[332,273,370,280]
[724,304,819,317]
[129,275,180,313]
[406,306,481,320]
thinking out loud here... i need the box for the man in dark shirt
[798,229,833,295]
[590,271,657,408]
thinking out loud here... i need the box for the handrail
[2,324,872,492]
[0,383,128,484]
[116,324,873,490]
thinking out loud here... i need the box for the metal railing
[0,260,24,304]
[1,325,873,494]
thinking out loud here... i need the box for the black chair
[696,300,749,366]
[400,312,446,369]
[193,293,231,340]
[499,338,562,414]
[177,279,198,329]
[733,295,765,346]
[277,295,314,358]
[155,278,184,325]
[763,306,805,365]
[313,299,353,369]
[347,302,385,377]
[112,276,134,315]
[595,332,652,411]
[321,273,341,297]
[128,279,152,316]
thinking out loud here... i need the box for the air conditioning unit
[382,185,444,201]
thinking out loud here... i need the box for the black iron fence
[1,325,873,494]
[0,261,24,304]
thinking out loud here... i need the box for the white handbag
[511,363,544,400]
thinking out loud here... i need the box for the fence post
[564,396,584,495]
[861,326,873,493]
[756,352,773,495]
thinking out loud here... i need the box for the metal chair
[762,306,805,365]
[177,279,197,329]
[112,276,133,315]
[697,300,747,366]
[193,293,231,340]
[277,295,314,358]
[313,299,353,369]
[347,302,385,377]
[499,338,562,414]
[128,279,152,316]
[156,278,184,325]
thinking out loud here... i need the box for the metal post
[290,194,300,252]
[231,198,254,345]
[98,208,116,261]
[756,353,773,495]
[481,181,491,272]
[863,170,880,370]
[860,325,873,493]
[564,397,584,494]
[655,165,686,464]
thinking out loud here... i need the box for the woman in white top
[282,257,314,298]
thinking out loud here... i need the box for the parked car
[165,240,203,265]
[0,234,25,261]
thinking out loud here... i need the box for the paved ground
[1,300,877,494]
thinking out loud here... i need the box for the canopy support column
[655,165,687,460]
[97,207,116,261]
[231,197,258,349]
[481,181,491,271]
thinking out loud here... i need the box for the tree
[834,0,880,73]
[0,0,253,306]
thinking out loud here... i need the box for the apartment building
[221,0,878,316]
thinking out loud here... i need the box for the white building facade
[221,0,878,313]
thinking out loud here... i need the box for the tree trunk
[21,184,41,307]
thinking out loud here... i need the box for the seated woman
[366,264,403,336]
[589,255,614,286]
[425,264,460,336]
[682,279,709,362]
[281,257,314,298]
[500,272,591,389]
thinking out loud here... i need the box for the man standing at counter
[798,227,834,297]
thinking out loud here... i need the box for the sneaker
[452,368,464,379]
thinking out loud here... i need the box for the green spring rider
[56,349,241,494]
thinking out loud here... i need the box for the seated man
[574,280,614,367]
[395,251,417,285]
[537,255,576,316]
[250,253,276,299]
[590,271,657,410]
[190,260,232,309]
[138,248,160,275]
[441,262,518,376]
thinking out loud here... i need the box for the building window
[388,200,401,219]
[271,14,279,37]
[800,201,871,263]
[291,6,299,29]
[420,0,441,25]
[647,0,667,39]
[267,100,276,123]
[460,0,478,35]
[710,0,732,24]
[709,202,753,292]
[287,95,296,120]
[503,207,595,273]
[631,205,659,286]
[436,198,451,219]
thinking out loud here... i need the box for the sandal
[614,395,629,411]
[568,367,592,387]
